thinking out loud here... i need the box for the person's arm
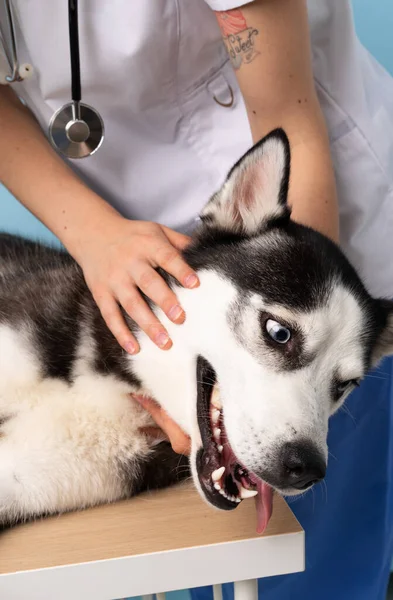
[215,0,339,242]
[0,86,199,353]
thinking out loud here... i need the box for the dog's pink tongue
[255,481,273,534]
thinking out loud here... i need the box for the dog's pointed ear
[372,300,393,366]
[200,128,291,236]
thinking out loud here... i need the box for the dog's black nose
[280,441,326,490]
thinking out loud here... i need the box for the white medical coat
[2,0,393,298]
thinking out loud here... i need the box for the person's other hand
[76,217,199,354]
[133,394,191,456]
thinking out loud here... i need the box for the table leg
[213,584,223,600]
[234,579,258,600]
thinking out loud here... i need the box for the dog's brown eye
[266,319,291,344]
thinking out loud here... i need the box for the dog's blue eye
[266,319,291,344]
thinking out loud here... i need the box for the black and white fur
[0,129,392,525]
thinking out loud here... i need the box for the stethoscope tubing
[3,0,22,82]
[69,0,81,104]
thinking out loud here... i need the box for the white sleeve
[203,0,255,10]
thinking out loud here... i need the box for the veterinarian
[0,1,392,598]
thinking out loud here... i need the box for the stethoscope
[1,0,104,158]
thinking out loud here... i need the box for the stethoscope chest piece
[48,101,104,159]
[46,0,104,159]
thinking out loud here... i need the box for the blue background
[0,2,392,599]
[352,0,393,75]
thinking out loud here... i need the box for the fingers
[83,222,200,354]
[162,226,192,251]
[154,234,200,289]
[128,228,199,347]
[133,395,191,455]
[94,291,140,354]
[139,426,169,444]
[133,261,185,325]
[115,282,173,350]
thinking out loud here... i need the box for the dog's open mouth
[196,357,273,534]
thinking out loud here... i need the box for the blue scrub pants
[190,356,393,600]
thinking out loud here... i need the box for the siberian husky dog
[0,129,392,532]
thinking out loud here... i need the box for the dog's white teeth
[211,409,220,424]
[218,488,239,503]
[212,466,225,482]
[213,427,221,441]
[239,485,258,499]
[217,444,223,453]
[211,385,222,410]
[212,466,243,503]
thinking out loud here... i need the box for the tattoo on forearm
[217,9,259,70]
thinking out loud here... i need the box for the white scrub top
[2,0,393,298]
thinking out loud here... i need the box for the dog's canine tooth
[213,427,221,440]
[211,409,220,424]
[211,385,222,409]
[212,466,225,482]
[239,485,258,499]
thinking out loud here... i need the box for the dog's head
[181,129,393,531]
